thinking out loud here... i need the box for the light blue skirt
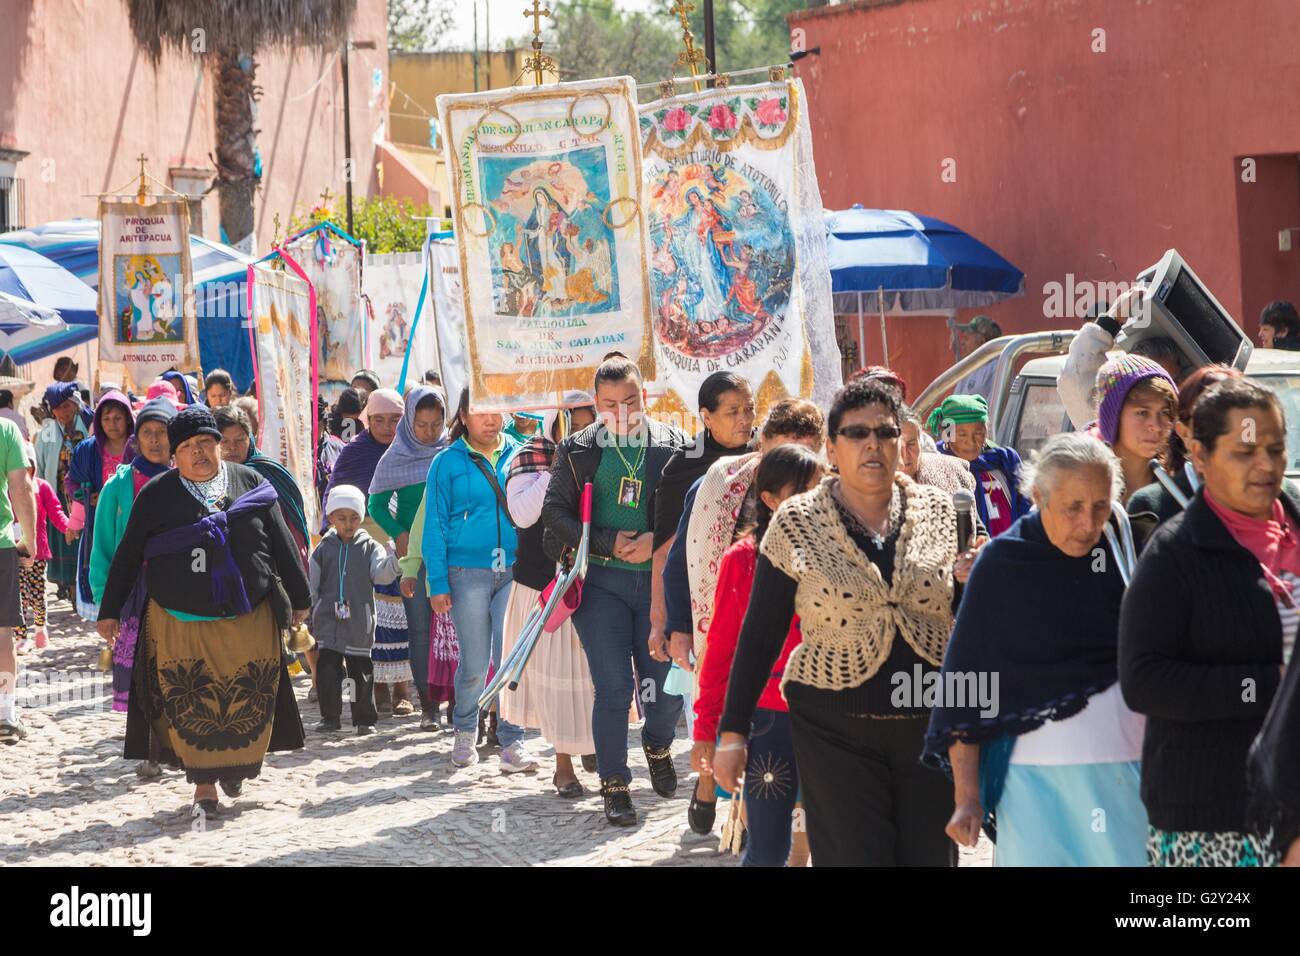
[995,761,1147,867]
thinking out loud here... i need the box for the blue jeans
[448,566,522,746]
[742,708,799,867]
[571,563,683,781]
[402,563,431,705]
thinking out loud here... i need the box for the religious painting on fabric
[96,197,199,389]
[364,251,437,390]
[283,225,365,385]
[638,79,840,422]
[428,239,469,411]
[249,262,320,537]
[438,75,655,412]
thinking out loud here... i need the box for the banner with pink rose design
[638,79,840,425]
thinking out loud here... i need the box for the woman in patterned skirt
[1121,379,1296,866]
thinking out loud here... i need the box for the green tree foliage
[388,0,456,53]
[288,195,434,254]
[538,1,803,88]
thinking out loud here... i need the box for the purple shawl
[110,479,279,711]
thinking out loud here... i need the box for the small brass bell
[285,623,316,653]
[97,645,113,673]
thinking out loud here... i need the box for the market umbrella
[825,205,1025,363]
[0,245,99,363]
[0,220,255,388]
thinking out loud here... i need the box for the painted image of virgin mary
[522,186,574,300]
[673,187,733,310]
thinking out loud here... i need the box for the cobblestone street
[2,589,993,867]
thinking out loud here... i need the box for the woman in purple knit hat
[1088,354,1178,505]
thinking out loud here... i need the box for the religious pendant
[335,601,351,621]
[617,476,643,508]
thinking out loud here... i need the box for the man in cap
[949,314,1002,401]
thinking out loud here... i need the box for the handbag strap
[468,453,517,530]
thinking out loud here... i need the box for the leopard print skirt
[1147,826,1277,867]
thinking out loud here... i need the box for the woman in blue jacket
[423,389,536,774]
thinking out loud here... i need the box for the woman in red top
[693,443,825,866]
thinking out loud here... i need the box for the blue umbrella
[0,220,255,388]
[825,206,1024,361]
[0,245,99,363]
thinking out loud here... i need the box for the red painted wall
[792,0,1300,395]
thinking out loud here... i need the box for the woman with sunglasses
[713,379,961,865]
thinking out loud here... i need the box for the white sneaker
[451,731,479,767]
[499,742,539,773]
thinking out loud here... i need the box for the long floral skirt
[427,609,458,705]
[141,598,281,784]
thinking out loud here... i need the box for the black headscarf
[652,428,750,551]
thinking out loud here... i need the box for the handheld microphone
[953,489,975,553]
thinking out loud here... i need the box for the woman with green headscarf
[928,394,1030,537]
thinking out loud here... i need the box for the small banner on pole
[365,251,436,390]
[638,78,841,422]
[249,262,320,537]
[96,197,199,388]
[437,75,656,412]
[284,224,365,385]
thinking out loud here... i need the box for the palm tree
[124,0,359,247]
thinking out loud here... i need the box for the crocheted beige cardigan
[760,474,957,694]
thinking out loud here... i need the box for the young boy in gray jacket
[310,485,400,734]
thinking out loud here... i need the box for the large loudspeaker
[1120,250,1253,373]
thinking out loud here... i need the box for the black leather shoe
[192,798,220,820]
[688,787,717,835]
[643,743,677,798]
[581,753,597,774]
[600,777,637,826]
[218,778,243,798]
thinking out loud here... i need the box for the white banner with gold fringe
[638,78,840,423]
[438,75,655,412]
[96,197,199,389]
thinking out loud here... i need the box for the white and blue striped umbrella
[0,244,99,364]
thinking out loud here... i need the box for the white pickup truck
[914,332,1300,478]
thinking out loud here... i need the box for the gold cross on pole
[521,1,557,87]
[135,153,150,205]
[524,0,551,36]
[669,0,706,92]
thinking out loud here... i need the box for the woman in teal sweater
[369,386,448,728]
[422,389,529,771]
[89,398,177,606]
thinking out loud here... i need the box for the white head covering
[325,483,367,519]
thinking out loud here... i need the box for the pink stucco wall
[0,0,390,248]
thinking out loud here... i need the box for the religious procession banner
[428,238,469,408]
[248,259,320,537]
[638,78,841,422]
[437,75,655,412]
[96,198,199,389]
[364,251,437,389]
[284,223,365,384]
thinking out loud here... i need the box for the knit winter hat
[927,393,988,438]
[167,404,222,452]
[1094,354,1177,446]
[325,483,366,519]
[135,397,179,431]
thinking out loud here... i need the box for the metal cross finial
[524,0,551,36]
[669,0,707,91]
[135,154,150,205]
[319,188,334,207]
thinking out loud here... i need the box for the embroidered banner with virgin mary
[97,197,199,389]
[437,76,655,412]
[638,79,840,423]
[283,222,365,386]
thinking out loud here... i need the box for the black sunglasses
[834,424,901,442]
